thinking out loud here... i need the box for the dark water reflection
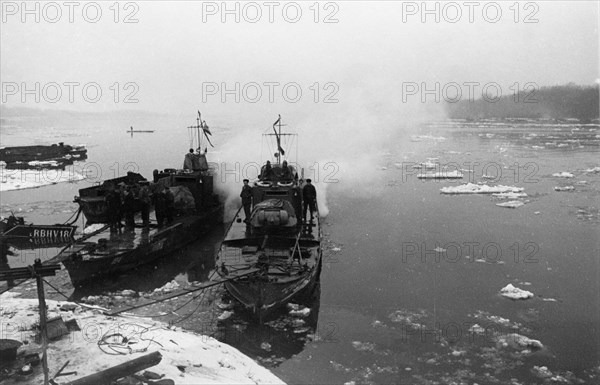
[2,118,599,384]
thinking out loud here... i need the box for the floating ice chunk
[352,341,376,352]
[497,333,543,350]
[217,301,234,310]
[0,168,86,192]
[260,342,271,351]
[500,284,534,300]
[82,223,106,235]
[554,186,575,191]
[469,324,485,334]
[440,183,524,194]
[532,366,553,379]
[410,135,446,142]
[289,307,311,317]
[496,200,525,209]
[218,311,233,321]
[154,280,180,294]
[542,298,558,302]
[119,289,137,297]
[419,161,437,170]
[583,166,600,173]
[418,170,463,179]
[492,192,528,199]
[552,172,574,178]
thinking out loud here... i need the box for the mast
[197,112,202,151]
[188,111,204,152]
[277,114,282,163]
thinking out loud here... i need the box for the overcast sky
[1,1,598,115]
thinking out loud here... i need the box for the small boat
[57,112,224,286]
[216,115,322,321]
[0,143,87,163]
[127,126,155,135]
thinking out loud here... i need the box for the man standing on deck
[240,179,253,223]
[183,149,195,170]
[138,181,151,227]
[302,179,317,222]
[106,186,122,232]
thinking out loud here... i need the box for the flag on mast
[272,115,285,156]
[198,111,214,147]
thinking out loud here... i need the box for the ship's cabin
[258,161,298,183]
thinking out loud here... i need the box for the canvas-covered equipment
[250,199,297,227]
[170,186,195,211]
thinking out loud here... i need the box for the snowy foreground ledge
[440,183,524,194]
[0,293,284,384]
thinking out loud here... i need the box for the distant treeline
[445,84,599,122]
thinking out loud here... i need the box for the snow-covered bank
[0,168,85,192]
[0,293,284,384]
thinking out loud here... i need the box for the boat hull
[61,204,223,286]
[1,224,76,249]
[224,259,321,320]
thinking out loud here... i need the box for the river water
[1,114,598,384]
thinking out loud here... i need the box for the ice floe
[82,223,107,235]
[0,168,86,192]
[552,172,574,178]
[496,200,525,209]
[417,170,463,179]
[496,333,543,350]
[500,284,534,300]
[441,183,524,194]
[410,135,446,142]
[153,280,180,294]
[388,309,427,330]
[554,186,575,191]
[583,166,600,173]
[492,192,528,199]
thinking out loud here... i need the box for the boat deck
[219,208,321,281]
[223,208,320,245]
[58,209,210,262]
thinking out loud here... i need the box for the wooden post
[0,260,60,385]
[34,259,50,385]
[64,351,162,385]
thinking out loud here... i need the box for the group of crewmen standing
[105,180,175,232]
[240,160,318,224]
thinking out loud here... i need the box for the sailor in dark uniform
[106,186,123,232]
[183,149,195,170]
[261,160,274,180]
[240,179,253,223]
[302,179,317,222]
[281,160,293,180]
[138,181,151,227]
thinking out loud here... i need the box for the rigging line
[42,278,70,300]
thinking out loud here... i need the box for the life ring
[277,181,294,187]
[256,181,271,187]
